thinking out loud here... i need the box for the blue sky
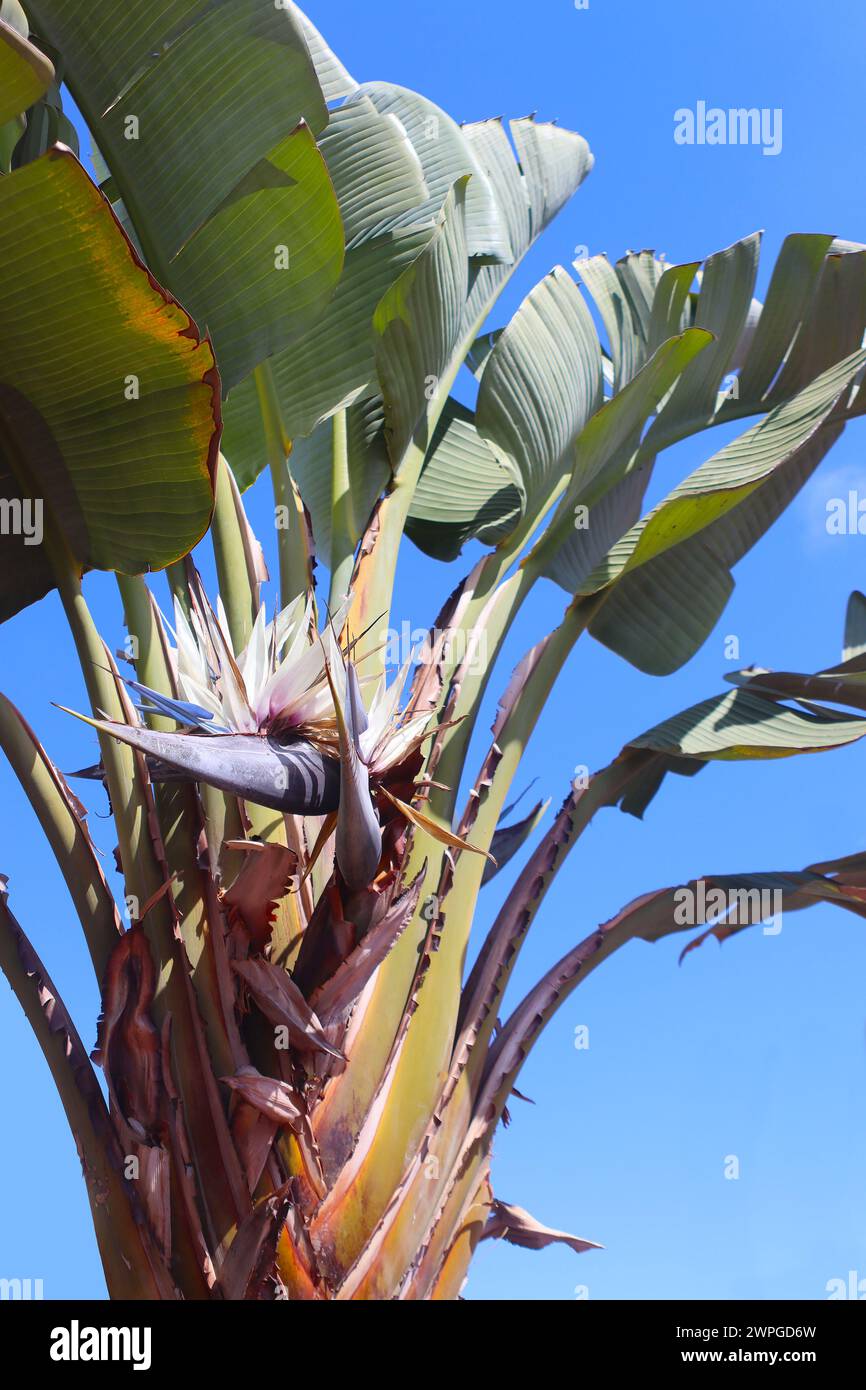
[2,0,866,1301]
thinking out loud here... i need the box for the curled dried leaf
[221,1066,304,1128]
[220,1185,292,1302]
[96,924,163,1143]
[310,867,425,1022]
[232,957,345,1061]
[482,1199,602,1256]
[222,842,298,950]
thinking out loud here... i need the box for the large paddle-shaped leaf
[532,328,714,587]
[629,686,866,760]
[355,82,509,266]
[639,232,762,448]
[572,346,866,673]
[475,266,604,513]
[373,179,470,468]
[0,7,53,127]
[221,88,438,485]
[0,147,219,622]
[405,398,522,561]
[409,234,865,568]
[458,116,593,338]
[27,0,344,392]
[408,265,603,559]
[635,235,866,448]
[283,1,358,103]
[578,249,671,392]
[283,107,595,569]
[406,122,595,559]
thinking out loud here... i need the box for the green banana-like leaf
[27,0,327,259]
[751,241,866,415]
[281,107,594,563]
[640,235,866,449]
[474,265,603,516]
[373,179,470,467]
[509,116,595,246]
[283,0,358,103]
[357,82,510,265]
[234,78,587,507]
[222,218,438,488]
[644,258,700,355]
[417,272,615,568]
[221,88,440,486]
[0,148,219,621]
[405,122,595,558]
[578,250,669,391]
[581,347,866,593]
[318,94,431,247]
[27,0,343,392]
[414,235,863,572]
[454,117,594,363]
[405,398,522,561]
[586,538,735,675]
[628,687,866,761]
[228,66,547,496]
[533,464,651,598]
[462,121,528,267]
[584,422,845,675]
[610,248,667,340]
[459,117,593,341]
[168,122,345,392]
[639,232,761,449]
[408,261,606,558]
[286,109,595,566]
[0,11,53,126]
[731,233,836,405]
[534,328,714,588]
[563,325,864,670]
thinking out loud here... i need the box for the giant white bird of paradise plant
[1,0,866,1301]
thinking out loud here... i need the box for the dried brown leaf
[222,1066,304,1128]
[222,842,297,950]
[232,957,345,1060]
[220,1185,292,1301]
[310,868,425,1022]
[482,1199,602,1256]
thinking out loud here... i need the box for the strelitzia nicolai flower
[64,581,441,888]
